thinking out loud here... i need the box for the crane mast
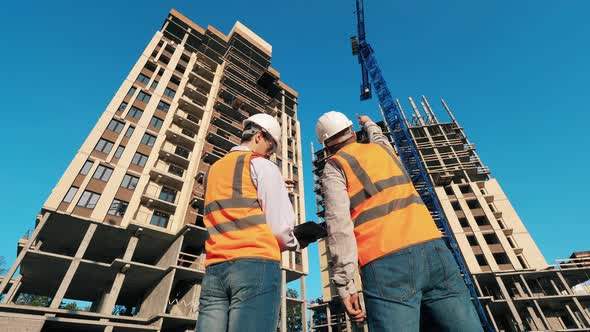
[351,1,494,330]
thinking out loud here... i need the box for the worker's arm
[358,115,393,148]
[250,157,300,251]
[322,160,358,299]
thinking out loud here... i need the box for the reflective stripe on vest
[203,151,280,266]
[335,149,413,213]
[329,142,441,266]
[206,214,266,236]
[204,154,260,214]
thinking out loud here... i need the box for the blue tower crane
[351,1,495,331]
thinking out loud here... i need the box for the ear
[254,131,263,144]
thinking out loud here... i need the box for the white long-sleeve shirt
[230,146,299,251]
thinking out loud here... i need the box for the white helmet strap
[242,123,261,139]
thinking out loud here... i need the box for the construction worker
[316,111,483,331]
[196,113,305,332]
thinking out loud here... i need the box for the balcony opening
[466,199,480,209]
[493,252,510,265]
[483,233,500,245]
[517,255,528,269]
[168,164,185,178]
[475,254,488,267]
[175,145,191,159]
[444,186,454,196]
[459,184,471,194]
[475,216,489,226]
[458,218,469,228]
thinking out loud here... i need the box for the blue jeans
[195,258,281,332]
[360,239,484,332]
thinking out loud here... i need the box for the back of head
[315,111,355,152]
[243,113,282,153]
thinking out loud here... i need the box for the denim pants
[195,258,281,332]
[360,239,484,332]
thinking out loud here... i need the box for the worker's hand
[342,293,366,323]
[357,115,372,126]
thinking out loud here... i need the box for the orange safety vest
[329,142,441,266]
[203,150,280,267]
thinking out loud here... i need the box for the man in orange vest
[196,113,304,332]
[316,111,483,331]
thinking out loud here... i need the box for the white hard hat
[315,111,353,145]
[243,113,282,153]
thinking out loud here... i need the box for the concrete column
[137,270,175,318]
[99,236,139,314]
[48,260,78,308]
[513,279,526,298]
[556,271,574,295]
[157,235,182,268]
[556,271,590,326]
[301,277,307,332]
[485,304,500,332]
[0,212,49,299]
[123,235,139,260]
[532,300,550,329]
[181,30,189,46]
[572,298,590,327]
[326,303,332,332]
[50,223,97,308]
[495,276,524,330]
[98,273,126,315]
[549,279,561,295]
[556,271,574,294]
[472,275,485,298]
[74,224,98,258]
[3,275,22,303]
[525,305,544,330]
[519,275,533,297]
[565,304,583,329]
[430,117,471,180]
[280,270,287,332]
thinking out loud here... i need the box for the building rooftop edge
[169,8,205,34]
[168,9,298,98]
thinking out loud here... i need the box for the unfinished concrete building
[0,9,308,332]
[309,97,590,331]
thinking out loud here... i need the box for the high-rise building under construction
[310,97,590,331]
[0,9,308,332]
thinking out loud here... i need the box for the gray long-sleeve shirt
[321,121,393,298]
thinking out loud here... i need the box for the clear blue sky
[1,0,589,302]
